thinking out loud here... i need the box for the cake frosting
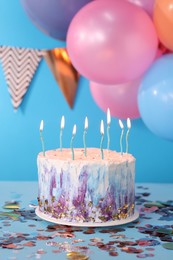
[37,148,136,224]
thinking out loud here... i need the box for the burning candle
[39,120,45,156]
[83,116,88,156]
[100,120,104,160]
[60,115,65,152]
[119,119,124,155]
[126,118,131,153]
[107,108,111,150]
[70,124,76,160]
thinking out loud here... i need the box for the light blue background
[0,1,172,182]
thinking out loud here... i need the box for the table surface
[0,182,173,260]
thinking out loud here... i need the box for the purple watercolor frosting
[37,148,136,223]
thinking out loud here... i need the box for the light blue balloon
[138,54,173,141]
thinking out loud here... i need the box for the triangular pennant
[0,46,44,110]
[44,48,80,108]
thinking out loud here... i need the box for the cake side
[37,148,135,223]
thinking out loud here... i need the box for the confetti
[53,231,76,238]
[72,239,85,244]
[3,201,20,210]
[144,202,164,208]
[142,193,150,197]
[90,238,103,243]
[136,239,160,247]
[0,185,173,259]
[109,251,118,256]
[37,249,47,254]
[162,242,173,250]
[156,228,173,235]
[121,247,144,254]
[137,253,154,258]
[2,244,24,250]
[83,229,95,234]
[52,249,61,253]
[66,252,89,260]
[23,241,36,247]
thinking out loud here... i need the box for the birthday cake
[37,148,136,224]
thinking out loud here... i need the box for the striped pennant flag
[0,46,44,110]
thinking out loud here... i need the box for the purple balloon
[20,0,93,41]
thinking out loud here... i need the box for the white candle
[83,116,88,156]
[100,120,104,160]
[60,115,65,152]
[39,120,45,156]
[107,108,111,150]
[126,118,131,153]
[119,119,124,155]
[70,124,77,160]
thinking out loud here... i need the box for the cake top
[38,148,135,164]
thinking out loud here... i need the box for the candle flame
[72,124,77,136]
[61,115,65,129]
[40,120,44,132]
[119,119,124,129]
[127,118,131,129]
[84,116,88,130]
[100,120,104,135]
[107,108,111,125]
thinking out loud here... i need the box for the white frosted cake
[37,148,136,224]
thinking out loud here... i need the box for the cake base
[35,207,139,227]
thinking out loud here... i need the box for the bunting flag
[0,46,44,110]
[44,48,80,108]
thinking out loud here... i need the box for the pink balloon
[67,0,158,85]
[127,0,155,17]
[90,80,141,119]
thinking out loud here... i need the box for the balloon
[156,42,172,59]
[154,0,173,51]
[127,0,155,17]
[20,0,93,41]
[138,54,173,141]
[67,0,158,85]
[90,80,141,119]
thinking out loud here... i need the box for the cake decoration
[39,120,45,156]
[107,108,111,150]
[83,116,88,157]
[100,120,104,160]
[70,124,77,160]
[119,119,124,155]
[60,115,65,152]
[126,118,131,154]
